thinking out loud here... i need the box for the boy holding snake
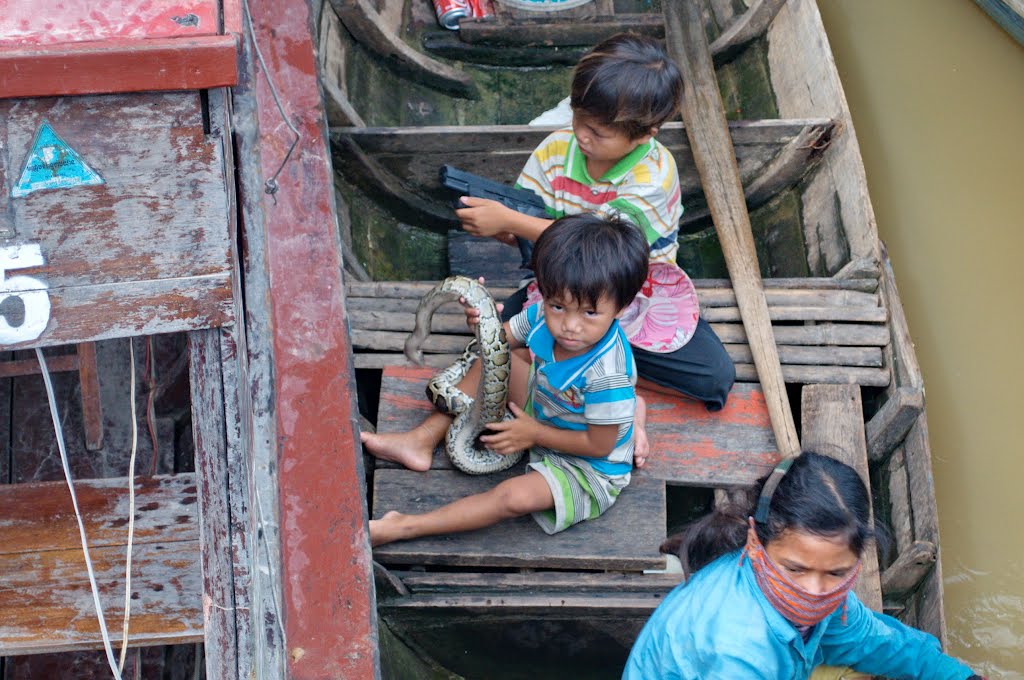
[368,214,648,546]
[456,33,736,468]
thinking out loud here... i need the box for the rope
[116,338,139,673]
[36,347,123,680]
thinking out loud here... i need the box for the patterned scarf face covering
[742,518,862,627]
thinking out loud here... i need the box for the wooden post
[801,384,882,611]
[664,1,800,458]
[232,0,379,676]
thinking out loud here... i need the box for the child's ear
[634,128,657,145]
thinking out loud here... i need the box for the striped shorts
[527,451,630,534]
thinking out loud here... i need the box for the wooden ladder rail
[664,1,800,459]
[0,342,103,450]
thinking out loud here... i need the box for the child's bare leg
[360,361,486,472]
[634,394,650,469]
[360,412,450,472]
[370,470,552,547]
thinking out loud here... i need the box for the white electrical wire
[117,338,138,672]
[36,347,123,680]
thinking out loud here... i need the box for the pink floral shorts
[524,261,700,353]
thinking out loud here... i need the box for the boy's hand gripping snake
[404,276,525,474]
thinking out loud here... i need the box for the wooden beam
[0,36,238,100]
[666,1,799,458]
[708,0,788,62]
[866,385,924,461]
[880,541,937,600]
[233,0,378,676]
[801,384,882,611]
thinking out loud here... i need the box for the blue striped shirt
[509,302,637,475]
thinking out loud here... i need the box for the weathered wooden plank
[766,0,880,269]
[332,120,835,218]
[879,244,923,390]
[0,542,202,656]
[0,473,198,556]
[711,322,889,347]
[76,342,104,451]
[394,570,683,594]
[0,274,234,350]
[0,92,234,346]
[887,447,914,556]
[332,120,831,155]
[902,413,946,641]
[724,344,881,368]
[866,385,924,461]
[456,14,665,46]
[3,94,232,284]
[371,468,666,571]
[702,305,886,323]
[379,591,667,617]
[880,541,937,600]
[734,363,888,386]
[345,277,880,299]
[0,353,78,377]
[188,329,239,680]
[800,384,882,611]
[0,36,238,100]
[643,383,778,487]
[361,351,889,385]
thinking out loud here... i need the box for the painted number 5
[0,244,51,344]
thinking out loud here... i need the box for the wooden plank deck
[346,270,890,386]
[370,362,782,573]
[0,473,202,655]
[377,366,778,488]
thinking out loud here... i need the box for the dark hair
[663,451,877,574]
[532,213,648,311]
[570,33,684,140]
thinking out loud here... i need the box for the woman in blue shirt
[624,452,983,680]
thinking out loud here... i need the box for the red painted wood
[0,35,238,99]
[223,0,244,36]
[242,0,377,676]
[0,0,219,46]
[379,365,780,487]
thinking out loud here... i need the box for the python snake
[404,276,524,474]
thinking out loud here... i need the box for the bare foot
[360,430,435,472]
[634,395,650,469]
[369,510,407,547]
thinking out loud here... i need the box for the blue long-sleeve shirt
[624,551,974,679]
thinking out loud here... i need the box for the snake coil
[404,276,525,474]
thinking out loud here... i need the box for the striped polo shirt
[515,128,684,263]
[509,302,637,476]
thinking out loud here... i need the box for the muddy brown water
[819,1,1024,676]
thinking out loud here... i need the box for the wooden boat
[0,0,947,677]
[319,0,950,676]
[976,0,1024,46]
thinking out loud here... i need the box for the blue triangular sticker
[12,121,104,198]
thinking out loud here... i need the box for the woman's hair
[570,32,684,140]
[532,213,648,311]
[663,451,878,573]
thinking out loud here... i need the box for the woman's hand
[456,196,518,238]
[480,402,536,453]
